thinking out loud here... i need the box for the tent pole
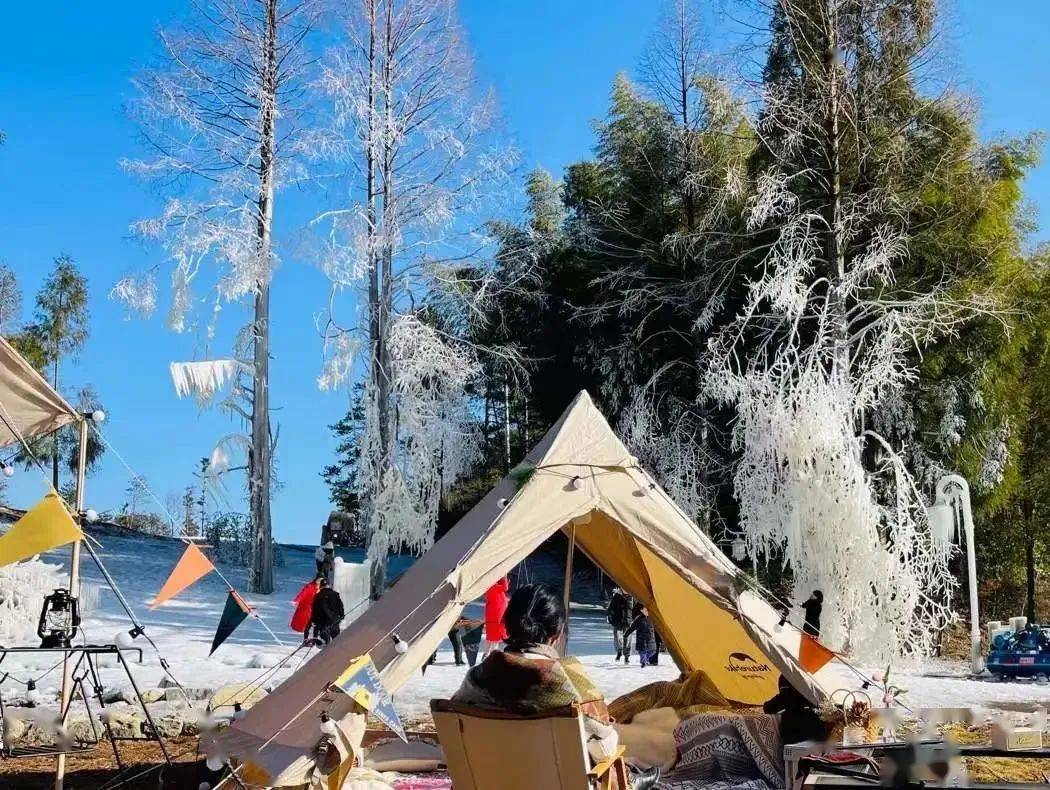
[561,523,575,654]
[55,417,88,790]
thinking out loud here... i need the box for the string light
[90,409,106,423]
[392,633,409,655]
[25,680,41,707]
[319,711,338,737]
[205,753,226,772]
[84,509,99,523]
[2,464,13,478]
[569,475,582,491]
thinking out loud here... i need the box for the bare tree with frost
[310,0,515,595]
[703,0,1002,659]
[117,0,318,593]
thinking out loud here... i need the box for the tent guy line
[90,422,287,648]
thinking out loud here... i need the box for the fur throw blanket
[452,644,610,723]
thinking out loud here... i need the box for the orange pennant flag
[151,542,215,608]
[798,632,836,674]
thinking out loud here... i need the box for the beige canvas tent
[0,337,80,449]
[218,391,847,786]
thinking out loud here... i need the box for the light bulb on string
[91,409,106,424]
[232,702,246,721]
[25,680,41,707]
[2,465,13,478]
[319,711,338,738]
[392,633,409,655]
[205,753,226,772]
[569,475,582,491]
[84,509,99,523]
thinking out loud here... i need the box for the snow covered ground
[3,530,1048,723]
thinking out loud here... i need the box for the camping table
[787,741,1050,790]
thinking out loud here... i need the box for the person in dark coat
[624,603,658,667]
[763,675,828,744]
[801,590,823,638]
[310,577,345,645]
[319,541,336,586]
[607,588,634,662]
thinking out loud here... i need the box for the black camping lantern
[38,588,81,648]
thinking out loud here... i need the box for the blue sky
[0,1,1046,546]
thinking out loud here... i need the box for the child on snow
[624,604,658,667]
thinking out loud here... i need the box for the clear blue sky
[0,1,1046,545]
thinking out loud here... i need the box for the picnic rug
[655,712,784,790]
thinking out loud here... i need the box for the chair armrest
[588,745,627,779]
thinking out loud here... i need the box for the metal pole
[55,417,88,790]
[936,473,981,675]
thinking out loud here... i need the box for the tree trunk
[676,1,696,231]
[368,0,395,599]
[248,0,278,595]
[821,2,848,373]
[504,381,512,472]
[52,356,61,490]
[1026,521,1037,622]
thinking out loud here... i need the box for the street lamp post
[927,473,982,676]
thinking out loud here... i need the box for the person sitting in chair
[452,583,659,789]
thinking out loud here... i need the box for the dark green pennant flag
[210,589,251,655]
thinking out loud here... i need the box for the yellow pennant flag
[0,492,83,568]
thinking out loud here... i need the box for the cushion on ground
[363,739,444,772]
[614,706,682,770]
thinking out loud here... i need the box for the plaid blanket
[656,712,784,790]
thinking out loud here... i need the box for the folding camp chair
[431,699,629,790]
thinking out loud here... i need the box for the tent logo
[725,652,771,676]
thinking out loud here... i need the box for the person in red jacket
[482,576,510,658]
[291,577,321,638]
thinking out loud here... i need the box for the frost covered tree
[119,0,319,593]
[0,264,22,336]
[701,0,1015,659]
[312,0,513,595]
[0,558,65,645]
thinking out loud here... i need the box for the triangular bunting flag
[0,493,83,568]
[210,589,252,655]
[332,655,406,741]
[152,542,215,608]
[798,632,836,674]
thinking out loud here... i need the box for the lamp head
[926,501,956,552]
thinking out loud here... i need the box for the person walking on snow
[607,587,633,662]
[624,603,658,667]
[310,577,345,645]
[801,590,823,638]
[482,576,510,657]
[314,544,326,576]
[291,576,321,637]
[319,541,336,586]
